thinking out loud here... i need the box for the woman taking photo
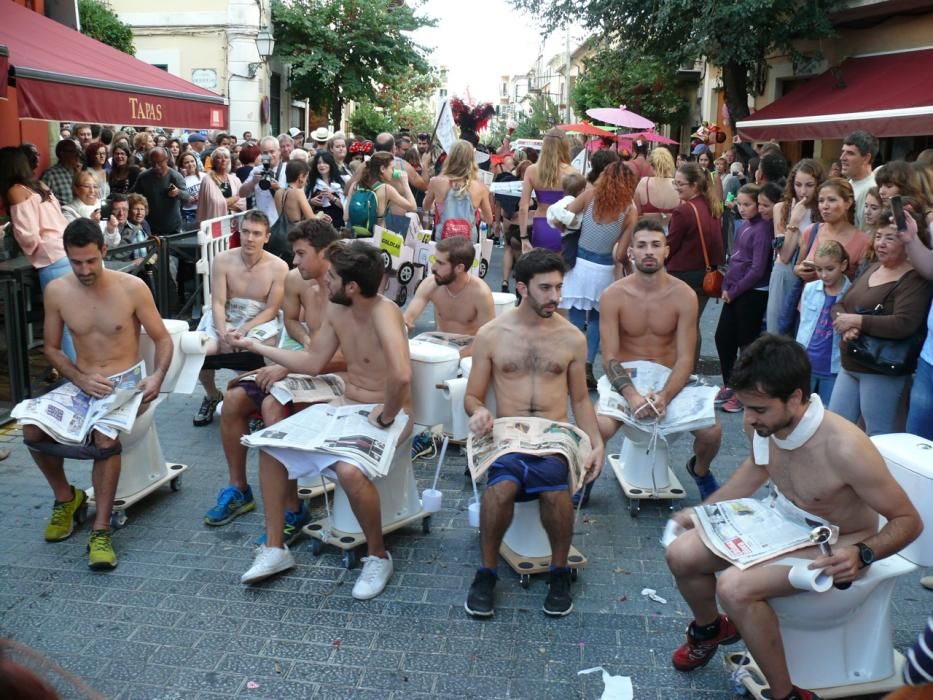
[519,128,579,252]
[308,150,347,229]
[108,143,140,197]
[346,152,417,233]
[196,146,245,224]
[423,140,492,242]
[83,141,110,201]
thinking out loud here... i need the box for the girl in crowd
[345,152,417,231]
[634,147,678,230]
[829,208,932,435]
[693,146,723,203]
[167,138,182,163]
[794,178,869,284]
[308,150,347,229]
[756,182,783,223]
[767,158,824,333]
[423,140,492,242]
[875,160,923,204]
[795,240,850,404]
[83,141,110,201]
[715,183,773,412]
[178,152,203,230]
[857,187,883,276]
[519,128,578,252]
[327,132,351,182]
[274,160,318,226]
[108,143,140,196]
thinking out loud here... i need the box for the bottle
[480,222,488,241]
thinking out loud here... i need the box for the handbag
[843,273,924,376]
[688,201,722,298]
[560,230,580,269]
[777,222,820,335]
[266,189,294,263]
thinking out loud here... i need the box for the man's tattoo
[606,360,634,394]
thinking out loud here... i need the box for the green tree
[272,0,436,128]
[512,93,561,139]
[78,0,135,55]
[348,102,394,140]
[511,0,845,129]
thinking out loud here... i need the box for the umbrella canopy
[628,131,679,145]
[586,105,655,130]
[557,122,616,138]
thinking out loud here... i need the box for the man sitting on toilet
[463,248,604,618]
[403,236,496,357]
[596,219,722,503]
[665,335,921,700]
[23,219,172,571]
[204,220,344,533]
[192,210,288,427]
[230,240,411,600]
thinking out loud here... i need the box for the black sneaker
[543,568,574,617]
[465,569,497,618]
[193,394,222,427]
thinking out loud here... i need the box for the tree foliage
[512,93,561,139]
[78,0,135,56]
[272,0,436,128]
[511,0,845,127]
[348,102,393,140]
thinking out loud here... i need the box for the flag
[435,99,458,154]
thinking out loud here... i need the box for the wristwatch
[376,413,395,428]
[855,542,875,568]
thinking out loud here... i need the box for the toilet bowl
[765,433,932,691]
[491,292,516,317]
[409,339,461,430]
[616,421,672,490]
[502,500,552,558]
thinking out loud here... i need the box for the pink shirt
[803,224,870,281]
[9,189,67,268]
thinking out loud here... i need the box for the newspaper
[242,403,409,479]
[596,361,718,436]
[691,486,840,570]
[245,318,281,343]
[413,331,474,351]
[466,417,593,495]
[12,361,146,444]
[269,373,344,405]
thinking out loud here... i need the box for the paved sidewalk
[0,247,929,699]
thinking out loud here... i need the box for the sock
[549,565,571,574]
[691,617,721,641]
[479,566,498,578]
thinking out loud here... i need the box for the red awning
[0,43,8,100]
[1,0,227,129]
[736,48,933,141]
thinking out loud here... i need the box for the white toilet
[765,433,933,692]
[409,339,461,431]
[502,500,553,557]
[88,319,207,524]
[491,291,516,316]
[615,421,673,490]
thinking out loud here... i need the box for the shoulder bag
[266,189,294,263]
[687,201,722,298]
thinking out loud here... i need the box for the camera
[257,154,275,191]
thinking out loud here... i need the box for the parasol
[585,105,655,130]
[558,122,616,138]
[628,130,679,145]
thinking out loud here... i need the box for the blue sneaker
[411,430,436,460]
[204,485,255,526]
[686,457,719,501]
[255,503,312,546]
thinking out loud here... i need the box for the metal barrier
[195,211,247,318]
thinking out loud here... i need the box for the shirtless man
[232,241,412,600]
[665,335,921,700]
[23,219,172,570]
[598,219,722,502]
[205,220,340,530]
[403,236,496,356]
[192,211,288,426]
[464,249,604,618]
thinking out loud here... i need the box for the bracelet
[520,235,530,241]
[376,413,395,428]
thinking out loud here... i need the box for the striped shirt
[905,614,933,686]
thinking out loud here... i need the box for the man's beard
[329,288,352,306]
[634,258,661,274]
[433,270,456,286]
[526,293,557,318]
[753,412,794,438]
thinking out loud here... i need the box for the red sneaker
[671,614,741,671]
[789,689,823,700]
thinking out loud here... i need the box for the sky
[411,0,583,104]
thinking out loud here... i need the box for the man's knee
[23,424,51,444]
[483,480,518,506]
[92,430,121,453]
[221,387,255,421]
[335,462,370,492]
[666,530,711,577]
[597,415,619,443]
[260,396,288,425]
[694,421,722,446]
[716,567,758,609]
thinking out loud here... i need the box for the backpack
[435,182,478,242]
[348,185,378,237]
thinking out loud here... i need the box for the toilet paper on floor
[641,588,667,604]
[578,667,633,700]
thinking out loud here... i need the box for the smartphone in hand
[891,195,907,232]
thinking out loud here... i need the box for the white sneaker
[352,552,393,600]
[241,545,294,584]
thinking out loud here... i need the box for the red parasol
[558,122,616,138]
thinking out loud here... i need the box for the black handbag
[266,190,294,264]
[561,230,580,269]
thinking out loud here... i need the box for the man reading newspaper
[664,335,920,700]
[230,240,412,601]
[463,249,604,618]
[18,219,172,571]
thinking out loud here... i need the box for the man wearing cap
[309,127,330,153]
[188,133,208,172]
[287,127,305,149]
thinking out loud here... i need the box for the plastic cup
[422,488,442,513]
[467,498,481,528]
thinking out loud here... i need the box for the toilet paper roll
[443,377,470,441]
[174,332,209,394]
[787,561,833,593]
[180,331,207,355]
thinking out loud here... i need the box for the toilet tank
[409,339,461,428]
[140,319,205,394]
[491,292,516,317]
[871,433,933,566]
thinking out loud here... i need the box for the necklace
[240,250,262,273]
[445,277,469,299]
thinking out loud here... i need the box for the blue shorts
[487,453,569,502]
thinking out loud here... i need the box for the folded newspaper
[596,361,718,436]
[412,331,474,351]
[242,403,408,479]
[466,417,593,496]
[231,372,345,405]
[690,486,840,570]
[12,361,146,444]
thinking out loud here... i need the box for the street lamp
[247,27,275,79]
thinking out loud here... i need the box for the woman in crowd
[766,158,824,333]
[0,147,75,361]
[167,138,182,164]
[423,139,492,242]
[693,146,723,203]
[308,150,347,229]
[559,160,637,386]
[327,132,351,182]
[345,152,417,231]
[83,141,110,201]
[274,160,317,227]
[178,152,203,231]
[875,160,924,205]
[61,171,103,224]
[756,182,783,222]
[829,207,932,435]
[793,178,869,283]
[714,183,773,412]
[519,128,578,252]
[132,132,152,167]
[855,187,884,276]
[197,146,245,224]
[828,160,842,178]
[667,162,725,367]
[634,147,678,229]
[108,143,140,196]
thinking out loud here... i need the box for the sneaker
[464,569,497,618]
[193,394,222,426]
[87,530,117,571]
[922,575,933,590]
[714,387,734,405]
[248,417,265,433]
[686,456,719,501]
[571,480,595,507]
[204,485,255,526]
[352,553,393,600]
[241,545,295,584]
[787,689,823,700]
[411,430,436,460]
[543,568,574,617]
[255,503,312,546]
[671,614,741,671]
[44,487,88,542]
[720,395,744,413]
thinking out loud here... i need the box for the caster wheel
[380,250,392,272]
[395,285,408,306]
[421,515,432,534]
[170,475,182,492]
[397,262,415,285]
[110,510,127,530]
[478,259,489,279]
[628,500,640,517]
[570,568,578,582]
[342,549,359,570]
[520,574,531,589]
[308,538,324,556]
